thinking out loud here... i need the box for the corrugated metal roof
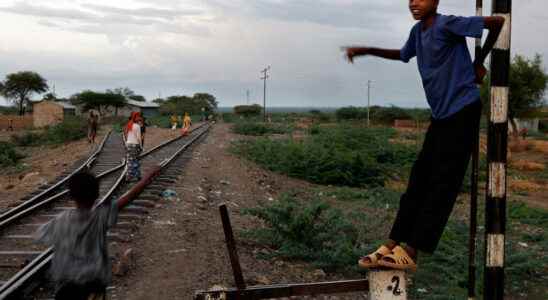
[126,99,159,108]
[32,100,76,109]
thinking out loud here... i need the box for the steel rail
[0,130,112,224]
[0,123,206,230]
[0,164,129,299]
[0,124,210,299]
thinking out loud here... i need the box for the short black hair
[68,171,99,207]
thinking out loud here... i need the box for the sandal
[378,245,417,272]
[358,245,392,269]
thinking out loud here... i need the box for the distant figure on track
[344,0,504,271]
[170,114,178,130]
[140,116,147,148]
[36,172,118,300]
[87,111,98,144]
[125,112,143,182]
[181,112,192,136]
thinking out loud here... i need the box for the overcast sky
[0,0,547,108]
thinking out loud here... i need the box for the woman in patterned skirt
[124,112,142,182]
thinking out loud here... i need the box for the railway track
[0,123,210,299]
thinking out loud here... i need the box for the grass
[11,116,87,147]
[243,189,548,299]
[232,121,546,298]
[0,141,24,168]
[232,122,292,136]
[232,125,417,187]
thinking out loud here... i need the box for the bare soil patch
[112,123,365,300]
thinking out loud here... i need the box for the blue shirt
[401,14,484,119]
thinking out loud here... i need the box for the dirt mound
[529,140,548,154]
[510,160,545,171]
[509,179,543,192]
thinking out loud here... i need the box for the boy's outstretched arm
[474,16,506,82]
[345,47,402,63]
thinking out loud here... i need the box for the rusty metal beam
[195,279,370,300]
[219,204,246,291]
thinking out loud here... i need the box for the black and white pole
[484,1,511,300]
[468,2,482,300]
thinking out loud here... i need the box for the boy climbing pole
[345,0,504,271]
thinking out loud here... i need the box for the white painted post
[368,270,407,300]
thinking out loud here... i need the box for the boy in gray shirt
[37,172,118,300]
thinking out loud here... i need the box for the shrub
[11,117,86,146]
[370,106,413,124]
[0,141,24,167]
[243,195,362,272]
[335,106,366,120]
[234,104,262,117]
[232,125,417,187]
[232,122,291,136]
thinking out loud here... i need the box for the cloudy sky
[0,0,547,108]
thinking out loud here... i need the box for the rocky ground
[111,123,365,300]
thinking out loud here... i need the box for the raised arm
[345,47,402,63]
[475,16,505,65]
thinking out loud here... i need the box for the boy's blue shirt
[401,14,484,119]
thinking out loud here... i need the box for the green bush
[232,122,291,136]
[146,115,171,129]
[232,126,417,187]
[11,117,86,146]
[243,195,362,272]
[0,141,24,167]
[335,106,366,120]
[370,106,413,124]
[234,104,262,117]
[539,119,548,133]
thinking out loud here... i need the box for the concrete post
[368,270,407,300]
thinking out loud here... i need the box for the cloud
[82,3,203,20]
[0,1,211,37]
[0,2,97,20]
[204,0,404,29]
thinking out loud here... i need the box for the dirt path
[112,124,364,300]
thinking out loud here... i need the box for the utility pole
[367,80,372,127]
[246,89,250,105]
[484,1,511,299]
[468,2,482,300]
[260,66,270,122]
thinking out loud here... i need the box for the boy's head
[68,172,99,209]
[409,0,439,20]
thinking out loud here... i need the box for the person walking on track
[124,112,143,182]
[87,111,98,144]
[181,112,192,136]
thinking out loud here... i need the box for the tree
[72,90,126,116]
[107,87,146,102]
[42,92,57,101]
[128,95,146,102]
[234,104,262,117]
[158,93,218,116]
[481,54,548,136]
[1,71,48,115]
[193,93,218,112]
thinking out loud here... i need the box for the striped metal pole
[484,1,511,299]
[468,2,482,298]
